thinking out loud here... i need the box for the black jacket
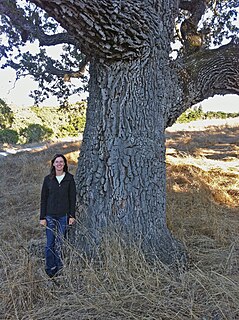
[40,172,76,220]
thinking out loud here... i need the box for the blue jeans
[45,215,68,277]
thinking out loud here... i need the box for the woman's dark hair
[50,154,68,177]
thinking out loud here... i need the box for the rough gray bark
[0,0,77,46]
[75,57,185,264]
[167,41,239,126]
[21,0,239,265]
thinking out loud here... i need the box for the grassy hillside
[1,102,238,145]
[0,102,86,144]
[0,118,238,319]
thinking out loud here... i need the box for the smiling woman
[40,153,76,278]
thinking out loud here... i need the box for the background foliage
[0,100,87,144]
[0,100,238,145]
[177,105,239,123]
[0,98,14,129]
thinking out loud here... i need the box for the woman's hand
[40,219,47,226]
[69,217,76,225]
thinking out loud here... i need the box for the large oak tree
[1,0,238,265]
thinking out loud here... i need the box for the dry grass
[0,119,239,319]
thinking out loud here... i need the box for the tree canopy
[0,0,238,106]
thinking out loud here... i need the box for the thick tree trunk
[75,53,185,265]
[2,0,238,268]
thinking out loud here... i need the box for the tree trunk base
[71,220,188,271]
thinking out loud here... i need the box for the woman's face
[53,156,65,172]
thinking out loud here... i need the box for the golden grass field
[0,118,238,319]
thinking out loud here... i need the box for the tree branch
[178,0,209,54]
[30,0,174,60]
[167,40,239,127]
[47,56,89,80]
[179,0,209,24]
[6,55,89,80]
[0,0,77,46]
[64,56,89,81]
[185,40,239,100]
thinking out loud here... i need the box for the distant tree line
[177,105,239,123]
[0,101,238,144]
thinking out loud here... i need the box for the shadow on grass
[0,133,239,319]
[166,125,239,160]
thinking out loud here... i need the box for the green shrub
[0,129,19,144]
[58,124,76,137]
[177,106,239,124]
[177,105,204,123]
[65,102,86,134]
[70,114,86,133]
[0,99,14,129]
[31,101,86,137]
[59,116,86,137]
[20,124,53,143]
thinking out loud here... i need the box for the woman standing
[40,154,76,278]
